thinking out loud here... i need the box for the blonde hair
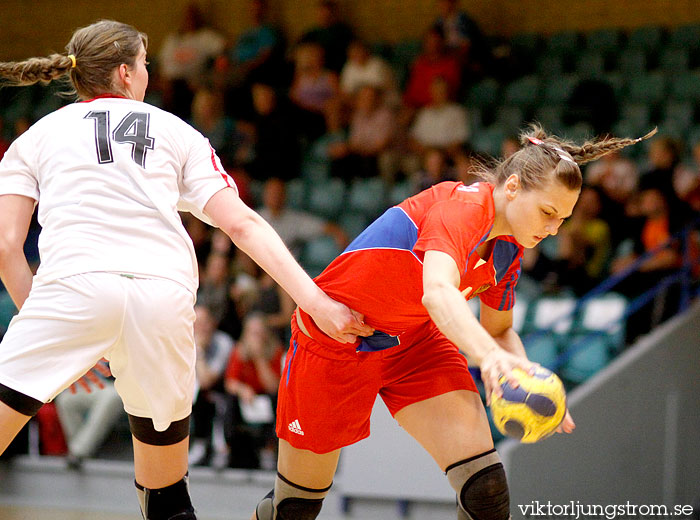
[0,20,147,100]
[478,123,657,191]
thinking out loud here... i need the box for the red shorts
[276,317,478,454]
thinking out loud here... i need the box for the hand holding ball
[490,366,567,443]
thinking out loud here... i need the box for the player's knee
[135,474,196,520]
[128,414,190,446]
[255,472,331,520]
[446,448,510,520]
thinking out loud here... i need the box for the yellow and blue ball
[489,366,567,443]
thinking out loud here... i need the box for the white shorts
[0,272,196,431]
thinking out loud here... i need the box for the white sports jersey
[0,95,235,295]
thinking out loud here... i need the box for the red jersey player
[252,125,654,520]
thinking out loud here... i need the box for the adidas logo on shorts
[288,419,304,435]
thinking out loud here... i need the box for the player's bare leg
[132,435,189,489]
[250,439,341,520]
[395,389,510,519]
[0,400,32,455]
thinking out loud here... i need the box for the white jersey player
[0,20,371,520]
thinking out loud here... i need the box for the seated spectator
[414,148,455,192]
[223,313,284,469]
[565,79,618,135]
[434,0,488,74]
[226,0,285,87]
[257,178,348,259]
[247,81,302,181]
[329,84,396,182]
[55,361,124,468]
[612,188,682,343]
[556,186,612,295]
[673,139,700,212]
[402,25,460,110]
[289,42,340,143]
[158,3,226,119]
[452,144,482,186]
[409,75,469,157]
[189,305,234,467]
[197,230,234,326]
[339,39,398,106]
[640,136,693,231]
[190,87,254,168]
[299,0,354,73]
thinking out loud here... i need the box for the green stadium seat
[301,236,342,278]
[307,178,346,219]
[661,101,694,133]
[561,335,611,384]
[546,31,581,58]
[503,75,540,109]
[542,74,578,105]
[575,51,605,79]
[494,106,525,134]
[388,180,415,206]
[347,177,388,220]
[465,78,501,110]
[471,125,506,157]
[585,28,622,56]
[625,72,667,105]
[578,293,627,352]
[619,103,651,132]
[536,54,564,78]
[0,291,18,337]
[669,72,700,103]
[601,72,625,100]
[658,48,689,74]
[285,178,306,210]
[617,49,647,75]
[626,25,664,54]
[533,105,565,134]
[338,212,369,241]
[524,335,560,370]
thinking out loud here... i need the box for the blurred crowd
[0,0,698,469]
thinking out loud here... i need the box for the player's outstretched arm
[0,194,35,310]
[203,188,373,343]
[421,250,537,401]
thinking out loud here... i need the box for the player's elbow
[421,282,451,315]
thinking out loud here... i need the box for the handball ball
[490,366,566,443]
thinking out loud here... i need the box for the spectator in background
[556,186,612,295]
[434,0,488,75]
[414,147,455,192]
[257,178,348,259]
[409,75,469,157]
[299,0,354,74]
[640,136,693,231]
[402,25,460,110]
[190,87,254,168]
[197,230,234,326]
[55,361,124,469]
[223,313,284,469]
[329,84,396,182]
[673,139,700,212]
[226,0,285,87]
[158,3,226,119]
[612,188,682,342]
[189,305,234,467]
[289,42,339,143]
[248,81,301,182]
[339,39,398,106]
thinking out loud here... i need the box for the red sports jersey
[297,181,523,354]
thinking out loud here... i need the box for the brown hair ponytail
[0,20,147,100]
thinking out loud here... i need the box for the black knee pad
[255,472,331,520]
[446,449,510,520]
[128,414,190,446]
[135,474,196,520]
[0,382,43,416]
